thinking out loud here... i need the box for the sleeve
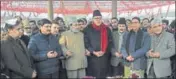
[120,32,129,59]
[55,39,62,58]
[160,34,175,59]
[28,37,48,62]
[59,34,69,57]
[56,44,63,57]
[83,28,94,54]
[1,42,33,78]
[107,28,116,56]
[131,33,151,59]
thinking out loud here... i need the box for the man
[111,18,126,78]
[110,17,118,31]
[83,10,113,78]
[20,19,31,46]
[162,19,169,30]
[126,19,132,28]
[82,18,88,26]
[1,18,37,78]
[121,17,151,78]
[1,27,10,79]
[54,17,67,33]
[51,21,68,79]
[28,19,62,79]
[22,19,32,36]
[51,21,61,38]
[146,18,175,78]
[77,19,86,31]
[29,20,39,36]
[141,18,150,32]
[59,21,87,78]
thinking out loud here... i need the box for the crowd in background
[0,10,175,79]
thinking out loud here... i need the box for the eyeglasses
[132,22,139,24]
[118,25,126,27]
[93,17,102,20]
[15,27,24,32]
[43,25,51,28]
[78,23,84,26]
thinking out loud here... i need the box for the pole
[48,0,53,21]
[112,0,117,18]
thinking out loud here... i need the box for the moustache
[47,30,51,32]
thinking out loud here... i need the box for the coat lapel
[9,37,31,64]
[18,39,31,64]
[113,31,119,52]
[152,31,166,52]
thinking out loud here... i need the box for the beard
[71,28,79,33]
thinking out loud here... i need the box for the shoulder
[1,39,11,49]
[164,31,174,39]
[84,23,93,32]
[31,33,40,39]
[61,31,71,36]
[29,33,41,42]
[143,32,150,37]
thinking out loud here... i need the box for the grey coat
[146,31,175,77]
[111,30,124,66]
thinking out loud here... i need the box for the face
[126,20,131,26]
[72,22,80,30]
[40,24,51,35]
[1,31,7,40]
[29,22,37,31]
[78,22,85,31]
[162,23,167,29]
[151,23,163,35]
[118,24,126,33]
[131,19,141,31]
[111,19,118,29]
[93,16,102,26]
[51,23,59,35]
[142,19,149,27]
[147,26,153,35]
[58,20,64,26]
[9,24,23,38]
[24,25,32,35]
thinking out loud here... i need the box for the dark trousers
[112,62,124,76]
[86,54,109,79]
[58,58,68,79]
[59,67,67,79]
[38,71,59,79]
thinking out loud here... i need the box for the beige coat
[59,30,87,70]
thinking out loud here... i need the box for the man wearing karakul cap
[83,10,113,78]
[110,18,127,78]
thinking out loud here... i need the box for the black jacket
[20,35,30,47]
[1,36,34,78]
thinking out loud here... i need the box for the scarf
[92,22,108,53]
[126,29,143,55]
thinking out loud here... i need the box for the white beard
[24,32,31,36]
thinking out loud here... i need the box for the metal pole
[112,0,117,18]
[48,0,53,21]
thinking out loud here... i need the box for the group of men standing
[0,9,175,79]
